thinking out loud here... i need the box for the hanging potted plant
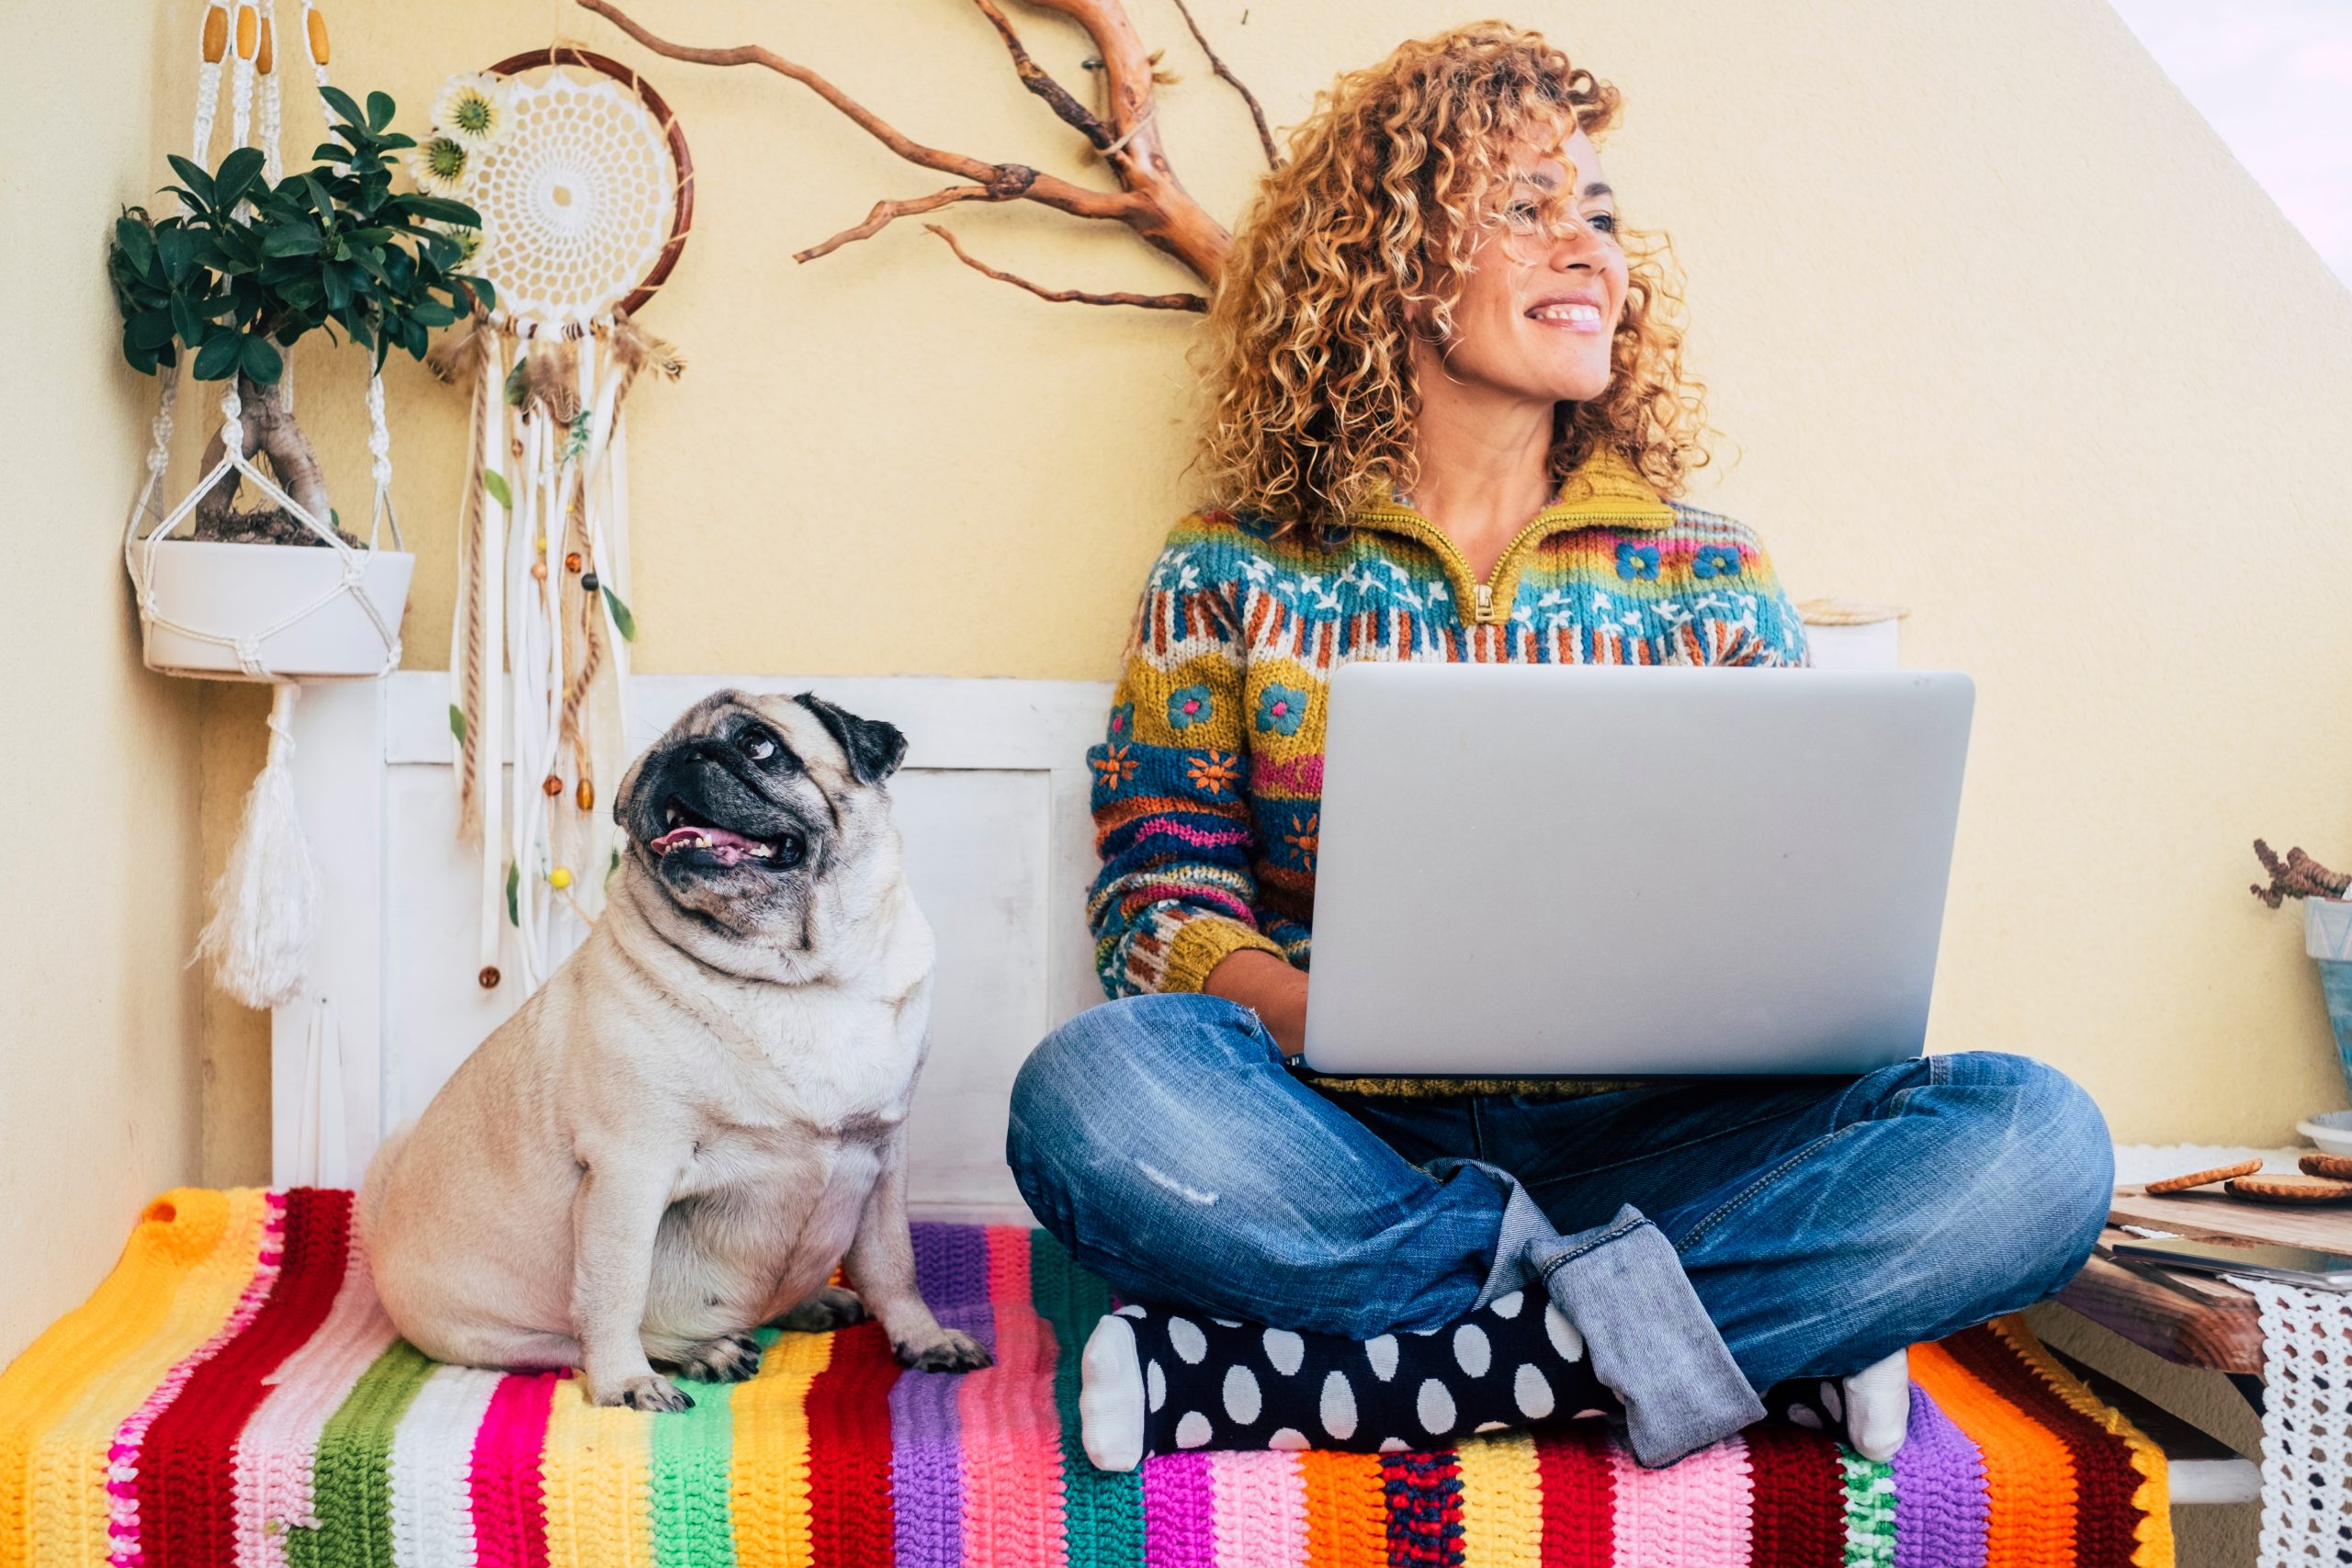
[2251,840,2352,1150]
[112,85,494,680]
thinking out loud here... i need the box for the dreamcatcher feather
[425,47,690,992]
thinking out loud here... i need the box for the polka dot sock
[1762,1348,1911,1461]
[1076,1289,1622,1471]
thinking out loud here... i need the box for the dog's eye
[741,733,777,761]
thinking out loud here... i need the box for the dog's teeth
[749,843,774,858]
[665,806,681,826]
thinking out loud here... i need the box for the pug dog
[363,689,991,1409]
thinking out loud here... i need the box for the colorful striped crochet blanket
[1,1189,2173,1567]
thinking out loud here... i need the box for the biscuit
[2226,1175,2352,1204]
[2299,1153,2352,1181]
[2143,1159,2264,1194]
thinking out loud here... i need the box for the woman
[1006,24,2111,1472]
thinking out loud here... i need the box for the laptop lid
[1299,664,1974,1077]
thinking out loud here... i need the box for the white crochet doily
[2239,1278,2352,1565]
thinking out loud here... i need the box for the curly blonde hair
[1193,23,1709,538]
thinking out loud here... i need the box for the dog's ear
[793,694,908,785]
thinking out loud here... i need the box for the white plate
[2299,1111,2352,1156]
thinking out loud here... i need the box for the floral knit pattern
[1085,446,1812,1010]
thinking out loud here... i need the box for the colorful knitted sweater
[1085,446,1812,1041]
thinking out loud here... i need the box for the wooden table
[2055,1183,2352,1377]
[2041,1184,2352,1506]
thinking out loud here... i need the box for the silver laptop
[1300,663,1974,1077]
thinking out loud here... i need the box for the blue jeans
[1005,992,2112,1466]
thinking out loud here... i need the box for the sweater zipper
[1353,506,1585,626]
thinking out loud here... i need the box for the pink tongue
[652,823,764,865]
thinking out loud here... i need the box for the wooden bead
[565,552,583,573]
[478,965,502,988]
[534,535,548,552]
[542,773,563,796]
[531,559,548,581]
[306,6,329,64]
[234,4,257,59]
[201,5,229,63]
[581,571,599,592]
[549,866,574,890]
[576,780,595,812]
[255,17,273,73]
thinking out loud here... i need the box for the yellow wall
[0,0,209,1359]
[164,0,2352,1199]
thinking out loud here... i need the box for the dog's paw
[660,1332,765,1384]
[774,1286,866,1334]
[896,1327,993,1373]
[605,1374,695,1412]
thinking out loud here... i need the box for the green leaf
[167,292,203,346]
[505,861,520,927]
[114,216,154,276]
[213,146,266,211]
[481,468,513,510]
[602,585,637,643]
[192,331,241,380]
[401,196,480,226]
[448,704,468,746]
[155,225,198,284]
[165,154,216,207]
[503,356,527,407]
[126,310,175,350]
[318,85,363,129]
[366,90,396,132]
[239,333,284,383]
[260,225,324,256]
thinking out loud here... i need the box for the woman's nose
[1544,218,1606,269]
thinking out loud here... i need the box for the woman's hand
[1203,947,1309,1057]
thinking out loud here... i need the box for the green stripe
[1029,1230,1145,1568]
[650,1333,762,1568]
[287,1340,439,1568]
[1840,1450,1896,1568]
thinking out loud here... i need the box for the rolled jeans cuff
[1532,1202,1764,1467]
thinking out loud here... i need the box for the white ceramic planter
[137,538,413,681]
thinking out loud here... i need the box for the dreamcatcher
[425,46,691,992]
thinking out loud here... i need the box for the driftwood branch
[2252,840,2352,908]
[969,0,1112,149]
[575,0,1248,306]
[797,183,998,262]
[925,222,1206,310]
[1169,0,1278,169]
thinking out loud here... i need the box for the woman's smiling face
[1422,126,1628,405]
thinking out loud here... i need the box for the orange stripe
[1911,1340,2077,1568]
[1298,1450,1385,1568]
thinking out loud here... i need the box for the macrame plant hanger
[429,45,689,994]
[125,0,405,1010]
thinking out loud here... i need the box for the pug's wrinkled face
[613,689,907,937]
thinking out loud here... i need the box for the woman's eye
[1585,211,1618,234]
[742,734,777,761]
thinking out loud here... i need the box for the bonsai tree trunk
[191,373,358,547]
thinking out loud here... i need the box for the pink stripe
[1134,886,1251,921]
[1207,1452,1306,1568]
[1248,755,1323,795]
[469,1373,559,1568]
[1608,1434,1753,1568]
[232,1225,399,1568]
[956,1225,1069,1568]
[1152,826,1254,852]
[107,1193,288,1568]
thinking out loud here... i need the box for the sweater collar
[1363,443,1676,536]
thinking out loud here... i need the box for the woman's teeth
[1527,302,1603,327]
